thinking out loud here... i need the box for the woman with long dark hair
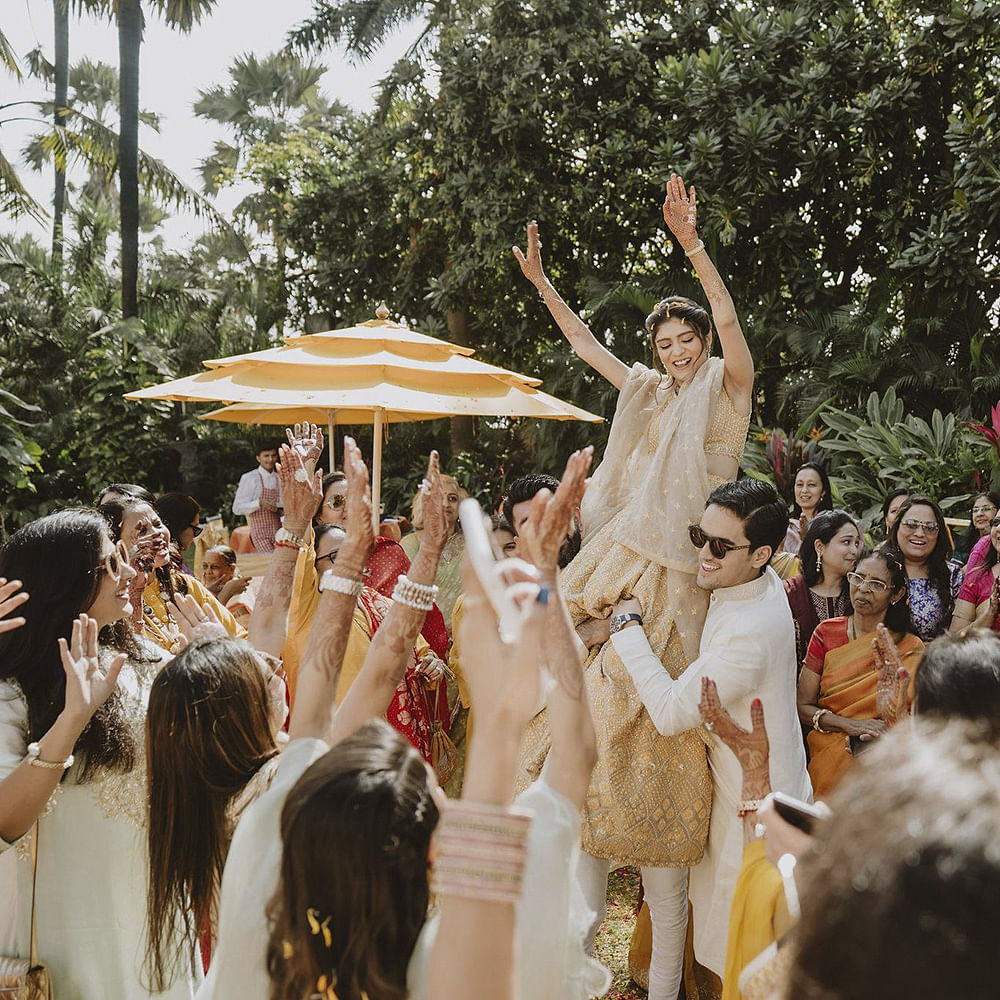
[796,549,924,797]
[783,511,860,668]
[0,509,193,998]
[100,496,242,653]
[886,494,963,641]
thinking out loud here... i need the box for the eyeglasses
[973,505,997,516]
[96,540,131,579]
[899,519,939,534]
[846,571,890,594]
[188,522,203,538]
[314,551,338,568]
[688,524,751,559]
[324,495,346,512]
[991,516,1000,529]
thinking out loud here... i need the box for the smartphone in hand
[771,791,827,835]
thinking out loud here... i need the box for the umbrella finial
[375,301,391,321]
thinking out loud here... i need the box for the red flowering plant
[964,400,1000,490]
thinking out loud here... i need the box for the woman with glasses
[950,511,1000,633]
[885,495,963,641]
[955,491,1000,565]
[796,549,923,796]
[0,509,196,998]
[783,511,861,670]
[154,492,202,575]
[512,175,753,998]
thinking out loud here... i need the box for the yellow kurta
[141,573,246,653]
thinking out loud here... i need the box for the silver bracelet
[684,240,707,257]
[318,570,363,597]
[26,742,74,771]
[392,574,439,611]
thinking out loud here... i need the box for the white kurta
[231,466,282,516]
[199,737,610,1000]
[0,650,196,1000]
[611,566,812,976]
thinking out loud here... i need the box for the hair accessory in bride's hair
[306,907,333,948]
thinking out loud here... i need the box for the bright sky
[3,0,420,248]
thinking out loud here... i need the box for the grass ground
[592,867,647,1000]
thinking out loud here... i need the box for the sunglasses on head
[687,524,751,559]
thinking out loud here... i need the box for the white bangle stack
[391,574,439,611]
[318,570,363,597]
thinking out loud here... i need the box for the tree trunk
[52,0,69,274]
[447,307,475,453]
[117,0,142,319]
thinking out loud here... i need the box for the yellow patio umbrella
[126,303,601,522]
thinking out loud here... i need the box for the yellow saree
[806,630,924,798]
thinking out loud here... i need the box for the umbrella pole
[372,409,384,532]
[327,412,336,471]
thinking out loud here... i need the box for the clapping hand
[285,422,324,475]
[515,447,592,576]
[0,578,28,635]
[167,593,228,647]
[873,623,909,727]
[698,677,770,794]
[417,451,449,553]
[662,172,700,251]
[275,443,323,529]
[512,220,549,290]
[58,615,126,725]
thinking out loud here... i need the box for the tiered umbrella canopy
[127,303,601,519]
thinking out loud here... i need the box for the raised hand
[58,615,126,725]
[341,436,375,564]
[662,172,700,250]
[275,443,323,530]
[873,623,909,727]
[167,593,228,646]
[511,220,549,290]
[515,447,592,575]
[699,677,770,795]
[0,578,29,634]
[417,451,449,553]
[285,422,324,475]
[458,553,544,734]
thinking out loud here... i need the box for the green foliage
[818,388,990,525]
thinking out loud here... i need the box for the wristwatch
[610,613,643,635]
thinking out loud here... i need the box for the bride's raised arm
[662,174,754,411]
[513,221,629,390]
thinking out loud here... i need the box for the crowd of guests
[2,170,1000,1000]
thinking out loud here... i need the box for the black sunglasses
[688,523,751,560]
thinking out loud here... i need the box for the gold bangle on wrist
[812,708,831,733]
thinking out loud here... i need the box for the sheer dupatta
[581,358,724,573]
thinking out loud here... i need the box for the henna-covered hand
[873,623,909,727]
[516,447,592,575]
[275,443,323,530]
[699,677,771,797]
[338,436,374,573]
[662,172,700,250]
[511,220,549,290]
[285,422,324,475]
[417,451,449,553]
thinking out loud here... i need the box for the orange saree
[806,630,923,797]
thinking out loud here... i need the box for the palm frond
[0,27,21,80]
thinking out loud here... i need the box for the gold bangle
[26,742,74,770]
[812,708,831,733]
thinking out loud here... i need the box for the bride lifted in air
[512,174,754,1000]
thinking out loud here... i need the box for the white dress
[0,646,196,1000]
[199,737,610,1000]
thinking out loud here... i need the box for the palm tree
[113,0,219,317]
[53,0,70,267]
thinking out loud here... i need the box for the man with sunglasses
[610,478,812,982]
